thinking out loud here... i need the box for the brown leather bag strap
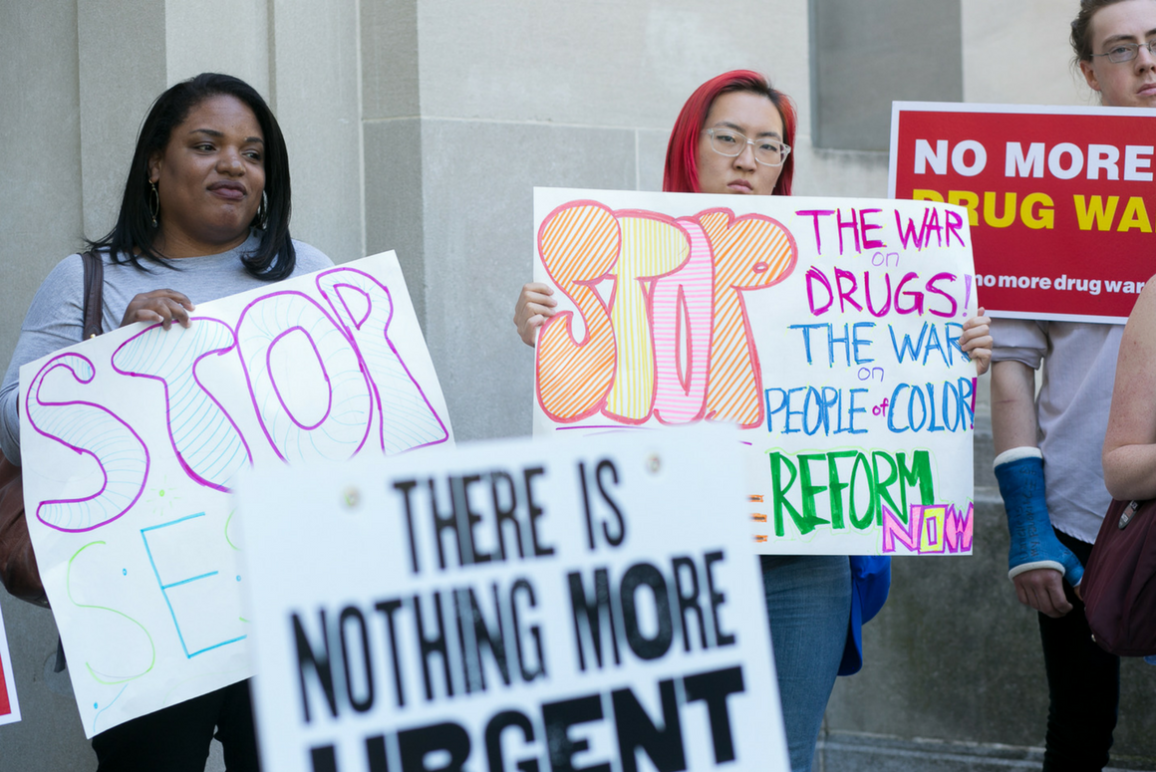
[81,250,105,340]
[0,251,105,610]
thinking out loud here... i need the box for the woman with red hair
[515,71,990,772]
[662,69,796,197]
[515,70,803,340]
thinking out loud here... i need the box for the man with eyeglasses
[989,2,1156,770]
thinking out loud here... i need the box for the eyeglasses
[704,128,791,167]
[1092,39,1156,63]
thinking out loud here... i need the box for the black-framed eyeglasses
[1092,39,1156,63]
[704,128,791,167]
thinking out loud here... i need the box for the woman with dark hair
[93,72,301,281]
[515,70,992,772]
[0,72,332,771]
[991,1,1156,769]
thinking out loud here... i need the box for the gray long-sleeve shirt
[0,234,333,465]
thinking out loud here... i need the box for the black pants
[1039,530,1120,772]
[91,680,260,772]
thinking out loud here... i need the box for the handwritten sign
[0,600,19,726]
[238,426,788,772]
[889,101,1156,323]
[532,188,977,556]
[18,251,452,737]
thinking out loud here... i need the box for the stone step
[817,733,1156,772]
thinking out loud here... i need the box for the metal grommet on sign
[646,454,661,474]
[342,486,360,509]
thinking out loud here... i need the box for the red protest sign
[0,599,15,725]
[0,650,10,718]
[889,102,1156,323]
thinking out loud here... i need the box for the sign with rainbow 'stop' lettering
[890,101,1156,323]
[532,188,977,556]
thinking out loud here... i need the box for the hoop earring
[257,190,268,230]
[148,182,159,228]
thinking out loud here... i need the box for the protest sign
[18,251,451,737]
[890,101,1156,323]
[532,188,977,556]
[0,600,19,726]
[238,425,787,772]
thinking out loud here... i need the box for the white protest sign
[532,188,977,556]
[0,600,19,726]
[238,426,787,772]
[18,251,452,737]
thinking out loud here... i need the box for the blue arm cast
[993,448,1084,586]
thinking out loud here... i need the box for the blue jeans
[761,555,852,772]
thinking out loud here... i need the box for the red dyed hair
[663,70,796,196]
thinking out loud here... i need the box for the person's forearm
[991,359,1084,593]
[990,360,1039,455]
[1103,444,1156,501]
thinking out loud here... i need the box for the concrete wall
[962,0,1096,106]
[2,1,1153,771]
[810,0,964,151]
